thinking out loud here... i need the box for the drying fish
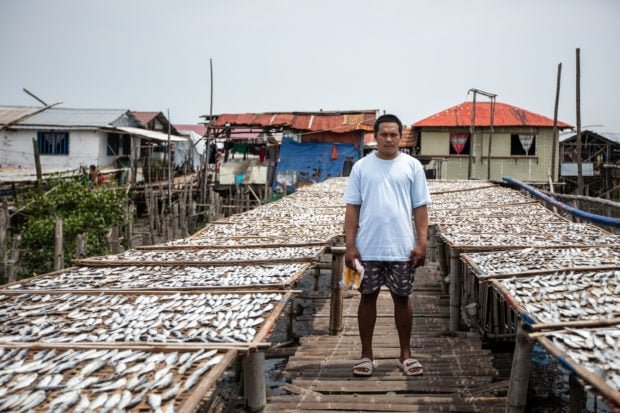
[7,263,308,290]
[501,270,620,324]
[0,292,283,344]
[547,326,620,391]
[465,247,620,277]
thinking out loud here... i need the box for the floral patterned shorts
[359,261,415,297]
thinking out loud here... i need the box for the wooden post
[32,137,42,190]
[162,214,169,242]
[187,180,194,233]
[172,202,179,240]
[126,202,134,249]
[243,351,266,413]
[449,246,461,332]
[551,63,562,181]
[54,218,63,271]
[167,109,173,211]
[0,199,6,283]
[313,267,321,291]
[108,222,121,254]
[179,189,188,238]
[437,237,449,294]
[575,48,584,195]
[487,97,496,180]
[569,373,585,413]
[76,234,86,259]
[428,224,437,262]
[142,232,152,246]
[286,301,295,341]
[468,94,477,180]
[329,245,345,335]
[7,234,21,283]
[131,136,138,188]
[507,323,534,413]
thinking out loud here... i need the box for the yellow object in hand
[342,259,364,289]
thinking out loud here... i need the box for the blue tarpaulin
[273,138,359,193]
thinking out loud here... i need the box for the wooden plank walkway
[265,263,508,412]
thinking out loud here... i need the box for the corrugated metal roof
[414,102,572,129]
[0,106,42,126]
[364,126,416,148]
[599,132,620,145]
[210,110,377,133]
[13,107,132,128]
[114,127,186,142]
[560,130,620,145]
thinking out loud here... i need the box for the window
[449,133,470,155]
[107,133,131,156]
[510,134,536,155]
[37,131,69,155]
[107,133,119,156]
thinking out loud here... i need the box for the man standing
[343,114,430,377]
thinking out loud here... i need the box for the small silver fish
[18,389,47,411]
[148,393,162,411]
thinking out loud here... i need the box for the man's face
[375,122,401,159]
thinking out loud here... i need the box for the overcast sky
[1,0,618,132]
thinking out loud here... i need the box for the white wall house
[0,106,185,172]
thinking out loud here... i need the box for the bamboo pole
[7,234,20,283]
[243,351,266,412]
[187,179,194,233]
[576,48,584,195]
[141,232,152,246]
[108,222,121,254]
[32,137,42,191]
[54,218,63,271]
[329,244,345,335]
[437,236,449,294]
[126,202,134,249]
[172,202,179,240]
[551,62,562,181]
[449,247,461,331]
[177,350,238,413]
[569,374,585,413]
[486,96,495,180]
[527,317,620,334]
[72,257,316,267]
[428,224,437,262]
[0,199,6,283]
[180,187,188,238]
[506,323,535,413]
[76,234,86,259]
[468,93,477,180]
[137,241,329,251]
[167,108,173,210]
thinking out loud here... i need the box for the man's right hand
[345,246,361,269]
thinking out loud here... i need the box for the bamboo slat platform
[265,264,508,412]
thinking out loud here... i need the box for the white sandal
[352,358,375,377]
[397,358,423,376]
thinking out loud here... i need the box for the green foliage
[16,177,127,278]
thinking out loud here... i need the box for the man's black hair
[374,114,403,136]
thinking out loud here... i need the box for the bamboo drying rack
[534,334,620,409]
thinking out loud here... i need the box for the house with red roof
[413,102,572,182]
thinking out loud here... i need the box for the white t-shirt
[343,152,431,261]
